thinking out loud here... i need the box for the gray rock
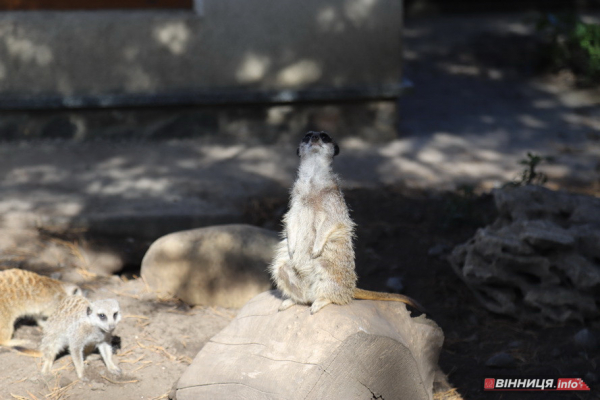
[550,348,561,358]
[175,291,445,400]
[485,352,517,368]
[141,224,278,308]
[449,186,600,325]
[507,340,522,349]
[427,243,449,257]
[584,372,598,384]
[573,328,598,352]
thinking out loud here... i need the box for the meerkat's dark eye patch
[98,313,107,321]
[113,312,118,320]
[319,132,332,143]
[301,133,312,143]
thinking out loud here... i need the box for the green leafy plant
[536,13,600,85]
[505,152,549,187]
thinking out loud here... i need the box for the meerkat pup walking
[270,131,424,314]
[0,268,81,353]
[41,296,122,380]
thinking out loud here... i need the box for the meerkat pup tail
[41,297,122,380]
[9,344,43,357]
[353,288,425,312]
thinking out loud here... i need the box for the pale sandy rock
[141,224,278,308]
[175,291,444,400]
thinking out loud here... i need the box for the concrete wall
[0,0,403,109]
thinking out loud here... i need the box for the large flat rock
[175,291,444,400]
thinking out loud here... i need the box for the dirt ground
[0,274,235,400]
[1,12,600,400]
[1,185,598,400]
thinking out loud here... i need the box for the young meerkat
[270,131,424,314]
[0,268,82,355]
[41,296,122,380]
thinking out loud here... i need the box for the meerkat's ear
[334,144,340,156]
[87,307,92,316]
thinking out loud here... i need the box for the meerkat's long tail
[353,288,425,312]
[12,346,42,357]
[0,340,44,357]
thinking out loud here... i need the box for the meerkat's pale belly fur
[270,147,357,314]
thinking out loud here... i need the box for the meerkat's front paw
[278,299,296,311]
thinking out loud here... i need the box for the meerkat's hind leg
[309,298,332,314]
[98,341,121,375]
[69,343,87,380]
[278,298,297,311]
[41,346,59,374]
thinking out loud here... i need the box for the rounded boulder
[141,224,279,308]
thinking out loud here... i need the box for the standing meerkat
[41,296,122,380]
[270,131,424,314]
[0,268,82,354]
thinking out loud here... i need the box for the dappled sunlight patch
[276,60,322,87]
[316,6,345,33]
[160,235,195,259]
[153,21,190,55]
[266,105,293,126]
[417,148,447,164]
[120,65,154,91]
[518,114,547,129]
[378,157,438,186]
[377,139,416,157]
[194,145,245,162]
[86,177,172,198]
[438,62,481,76]
[235,52,271,84]
[237,148,293,183]
[5,165,70,185]
[344,0,378,26]
[0,199,34,213]
[561,112,600,130]
[429,132,471,151]
[5,36,53,66]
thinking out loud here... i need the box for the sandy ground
[0,275,235,400]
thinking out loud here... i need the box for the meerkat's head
[297,131,339,160]
[87,299,121,333]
